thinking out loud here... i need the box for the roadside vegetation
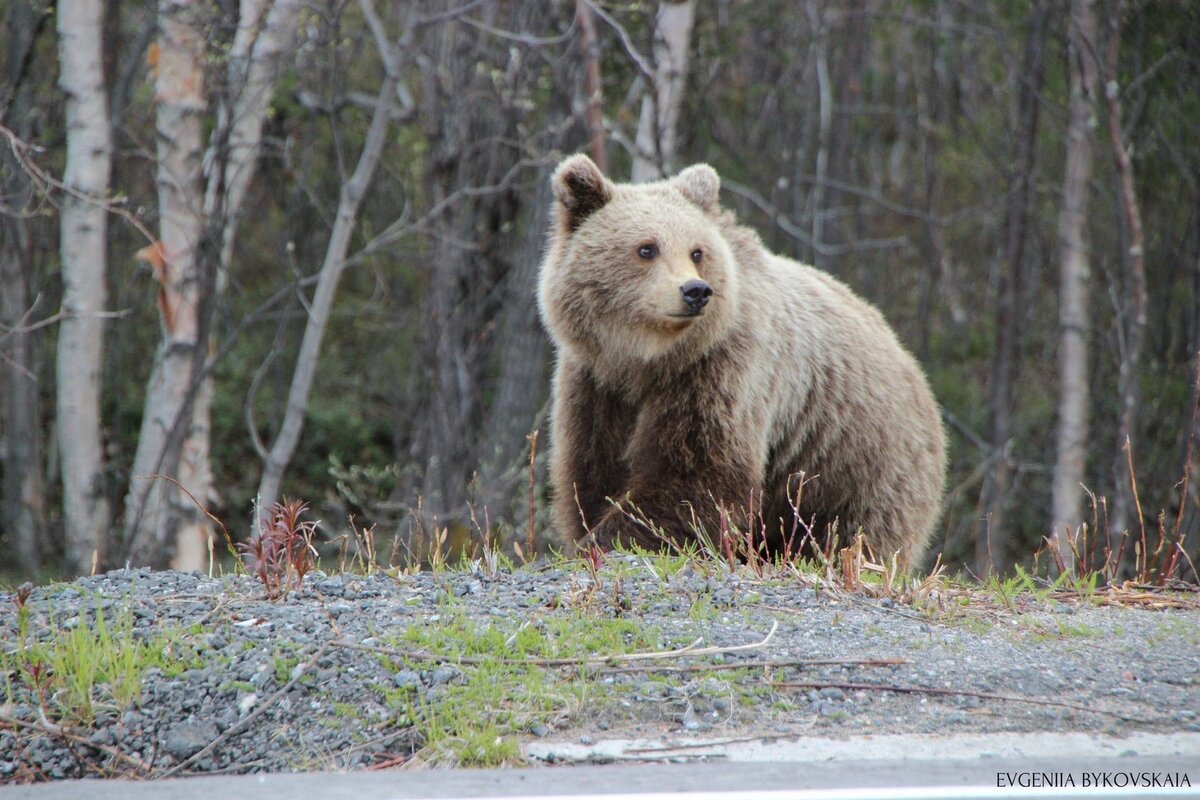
[2,494,1196,776]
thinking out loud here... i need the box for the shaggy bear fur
[537,154,947,566]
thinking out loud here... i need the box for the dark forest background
[2,0,1198,582]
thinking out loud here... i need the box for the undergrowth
[1,587,202,726]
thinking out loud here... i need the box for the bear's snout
[680,279,713,314]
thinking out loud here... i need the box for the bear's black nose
[681,279,713,311]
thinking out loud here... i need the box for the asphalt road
[7,733,1197,800]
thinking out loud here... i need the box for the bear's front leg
[588,388,766,552]
[547,359,638,549]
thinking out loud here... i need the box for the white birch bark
[123,0,209,568]
[123,0,301,568]
[56,0,113,575]
[254,0,398,515]
[1050,0,1100,569]
[171,0,301,563]
[206,0,303,272]
[631,0,695,183]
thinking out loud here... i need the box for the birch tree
[631,0,695,182]
[56,0,113,575]
[123,0,301,568]
[206,0,303,272]
[184,0,302,555]
[1050,0,1100,567]
[122,0,210,569]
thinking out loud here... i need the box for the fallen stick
[331,620,781,669]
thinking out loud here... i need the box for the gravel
[1,560,1197,781]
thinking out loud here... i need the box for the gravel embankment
[1,562,1198,781]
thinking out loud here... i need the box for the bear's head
[538,154,740,370]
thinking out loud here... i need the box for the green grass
[375,603,675,767]
[3,603,203,725]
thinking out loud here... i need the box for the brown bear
[537,154,946,567]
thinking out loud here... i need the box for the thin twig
[526,430,539,559]
[0,122,157,244]
[460,14,576,46]
[601,656,907,675]
[138,473,241,566]
[1171,351,1200,545]
[581,0,655,81]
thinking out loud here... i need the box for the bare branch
[581,0,654,81]
[460,14,576,46]
[0,123,156,244]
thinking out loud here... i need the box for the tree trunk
[406,14,518,524]
[476,170,554,527]
[977,1,1048,576]
[807,0,831,268]
[1,0,47,575]
[188,0,301,541]
[1103,0,1147,556]
[255,40,397,516]
[631,0,695,182]
[122,0,210,569]
[56,0,113,576]
[822,0,866,265]
[1050,0,1100,569]
[575,0,606,172]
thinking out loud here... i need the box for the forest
[1,0,1198,583]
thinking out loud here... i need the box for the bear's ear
[671,164,721,212]
[552,154,613,233]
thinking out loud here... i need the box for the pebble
[163,719,220,760]
[392,671,422,690]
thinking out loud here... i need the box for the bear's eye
[637,243,659,260]
[690,248,704,264]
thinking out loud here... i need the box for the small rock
[163,719,220,760]
[327,603,353,618]
[237,693,259,715]
[818,702,843,717]
[315,578,346,597]
[529,722,550,737]
[214,707,238,732]
[430,667,461,686]
[393,671,422,690]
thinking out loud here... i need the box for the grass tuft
[2,597,202,726]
